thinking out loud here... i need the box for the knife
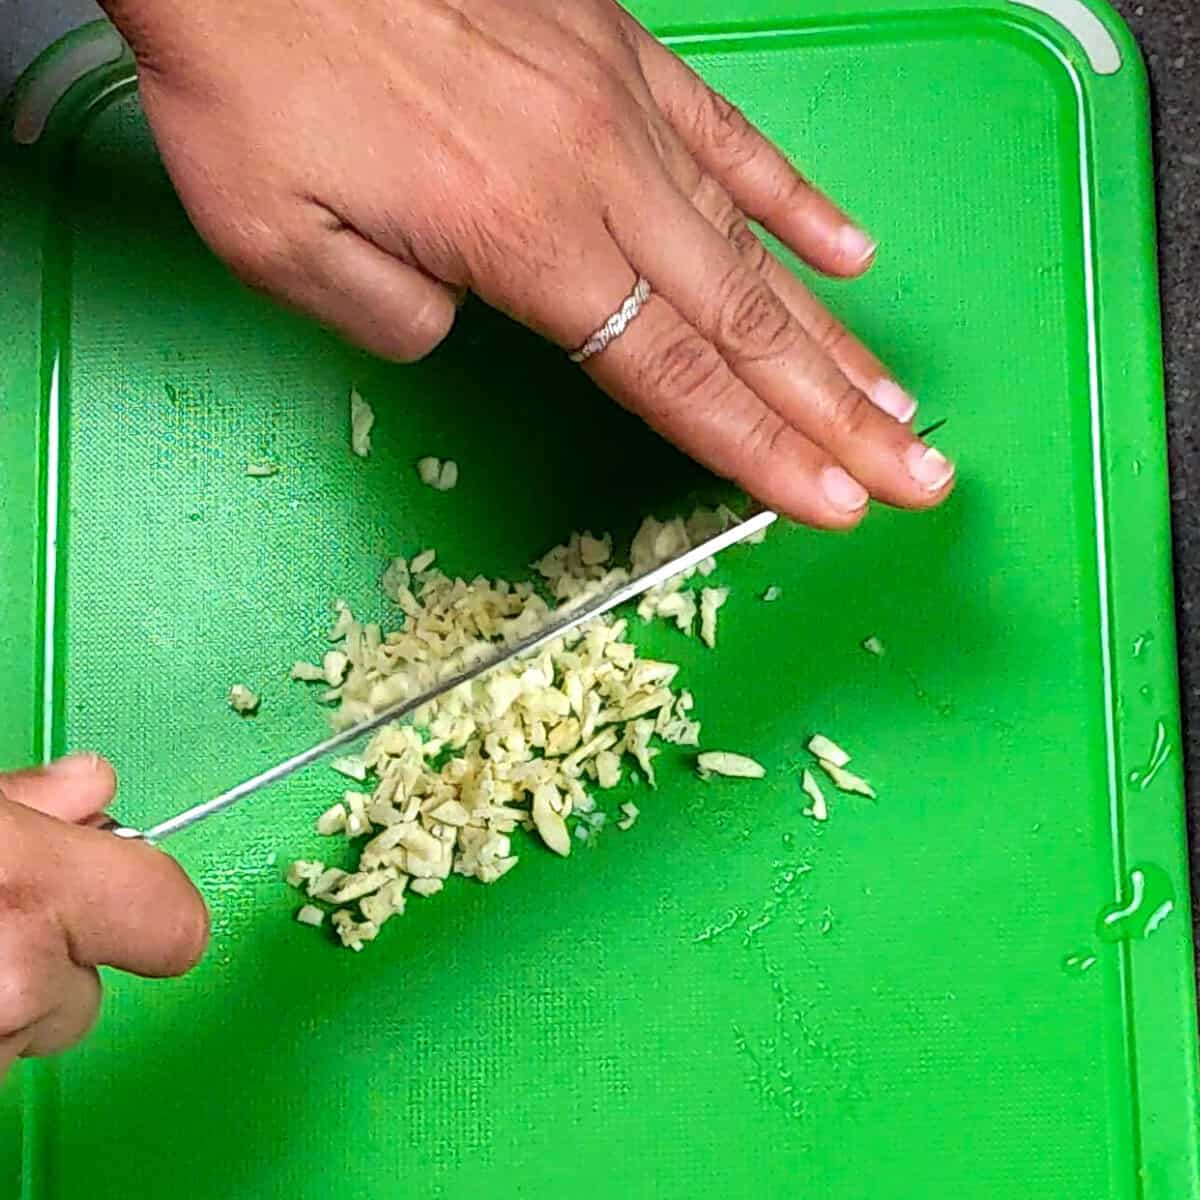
[110,508,778,843]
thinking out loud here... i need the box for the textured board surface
[1,3,1197,1198]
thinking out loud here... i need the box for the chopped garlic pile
[287,506,748,949]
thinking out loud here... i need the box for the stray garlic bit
[697,751,765,780]
[699,586,729,649]
[800,768,828,821]
[807,734,850,768]
[350,388,375,458]
[227,684,260,715]
[415,456,458,490]
[818,759,877,799]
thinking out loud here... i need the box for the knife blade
[113,508,777,843]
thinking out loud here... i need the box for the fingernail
[821,466,870,513]
[907,443,955,491]
[871,380,917,424]
[47,751,102,775]
[838,224,877,265]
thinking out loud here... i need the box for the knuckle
[425,2,475,43]
[825,380,875,440]
[807,306,850,356]
[0,814,35,917]
[698,88,756,165]
[641,329,726,411]
[743,410,790,465]
[728,218,770,272]
[710,195,743,243]
[641,116,676,171]
[711,267,797,361]
[0,955,49,1040]
[778,170,813,209]
[406,226,467,287]
[459,209,558,290]
[552,69,627,152]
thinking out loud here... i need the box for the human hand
[102,0,954,527]
[0,756,208,1077]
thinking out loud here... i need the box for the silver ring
[568,276,651,363]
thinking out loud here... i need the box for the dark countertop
[3,1,1199,934]
[1112,0,1200,945]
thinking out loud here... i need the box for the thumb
[49,819,211,978]
[0,754,117,823]
[0,791,210,979]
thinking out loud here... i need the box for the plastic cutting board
[2,2,1198,1197]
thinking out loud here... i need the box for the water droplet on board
[1127,721,1170,789]
[1133,631,1154,657]
[1062,951,1098,976]
[694,907,748,944]
[1132,459,1143,476]
[743,914,773,943]
[1139,685,1152,700]
[1097,864,1175,942]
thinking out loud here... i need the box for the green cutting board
[2,2,1197,1197]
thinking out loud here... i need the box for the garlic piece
[697,751,765,779]
[227,684,259,714]
[532,784,571,856]
[349,388,375,458]
[818,759,877,799]
[699,586,729,649]
[330,755,368,782]
[807,734,850,768]
[800,768,828,821]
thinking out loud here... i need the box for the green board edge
[1,2,1196,1194]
